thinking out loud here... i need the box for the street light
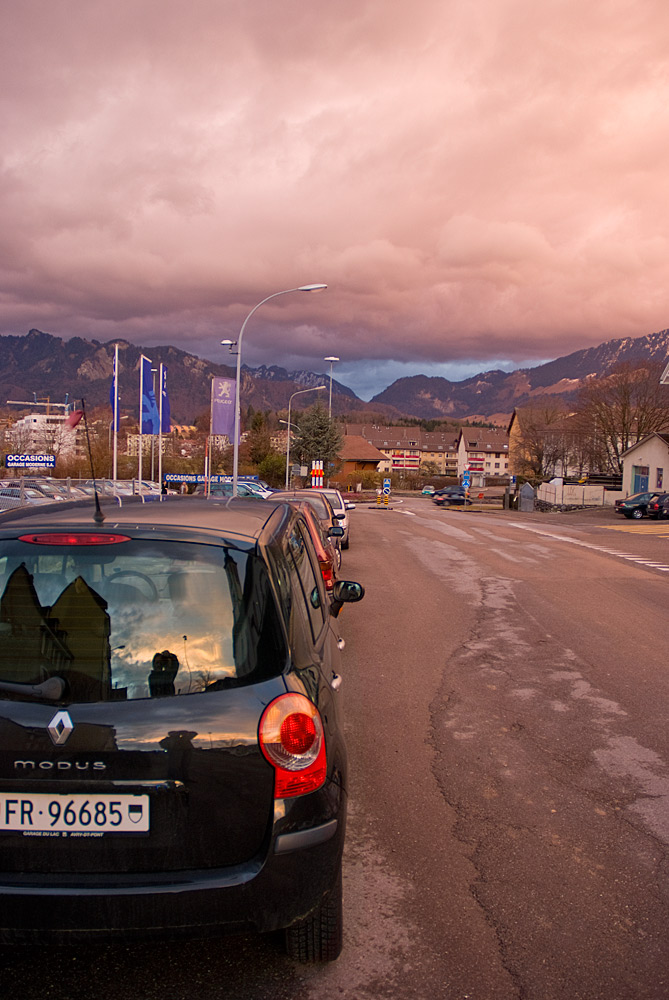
[284,385,326,489]
[324,356,339,420]
[226,284,327,496]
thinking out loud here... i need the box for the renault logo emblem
[47,711,74,746]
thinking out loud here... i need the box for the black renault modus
[0,496,364,961]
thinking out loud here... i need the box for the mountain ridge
[1,326,668,424]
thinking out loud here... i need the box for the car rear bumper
[0,816,344,943]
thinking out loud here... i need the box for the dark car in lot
[432,486,468,506]
[646,493,669,519]
[614,491,660,519]
[0,495,364,960]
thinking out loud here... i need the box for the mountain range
[1,327,668,425]
[371,328,669,421]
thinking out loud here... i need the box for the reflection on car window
[0,540,287,703]
[285,525,325,644]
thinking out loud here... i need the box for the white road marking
[508,522,669,575]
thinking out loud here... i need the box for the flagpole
[112,343,119,481]
[158,363,164,497]
[138,357,144,488]
[207,377,214,497]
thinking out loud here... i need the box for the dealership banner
[6,454,56,468]
[210,377,237,439]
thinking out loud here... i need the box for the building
[343,424,458,475]
[457,427,510,485]
[7,412,85,462]
[336,436,387,485]
[620,433,669,495]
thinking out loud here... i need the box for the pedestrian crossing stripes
[605,523,669,535]
[510,523,669,575]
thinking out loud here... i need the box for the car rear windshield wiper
[0,677,66,701]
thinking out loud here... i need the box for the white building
[620,433,669,495]
[7,412,85,461]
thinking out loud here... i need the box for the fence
[536,482,615,507]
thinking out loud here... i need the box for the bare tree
[509,403,571,479]
[575,362,669,475]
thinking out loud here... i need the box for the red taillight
[18,533,131,546]
[319,561,334,590]
[259,693,326,798]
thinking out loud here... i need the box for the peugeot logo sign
[47,711,74,746]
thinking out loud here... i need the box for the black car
[0,495,364,960]
[614,491,659,519]
[646,493,669,519]
[432,486,468,506]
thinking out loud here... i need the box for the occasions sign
[6,454,56,468]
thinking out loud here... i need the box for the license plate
[0,793,150,834]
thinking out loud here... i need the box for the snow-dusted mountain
[371,328,669,420]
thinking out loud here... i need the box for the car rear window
[0,538,287,704]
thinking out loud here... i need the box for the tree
[258,451,286,487]
[291,403,343,472]
[509,403,571,479]
[575,362,669,475]
[247,412,272,465]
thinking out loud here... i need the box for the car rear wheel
[284,866,343,962]
[632,508,644,519]
[342,536,349,550]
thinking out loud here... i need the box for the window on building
[657,468,664,490]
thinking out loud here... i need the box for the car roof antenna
[67,399,104,525]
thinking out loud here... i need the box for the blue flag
[109,351,120,430]
[140,356,160,434]
[161,367,171,433]
[211,377,237,440]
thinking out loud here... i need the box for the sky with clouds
[2,0,669,398]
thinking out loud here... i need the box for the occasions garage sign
[5,454,56,468]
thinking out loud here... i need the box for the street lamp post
[324,356,339,420]
[284,386,326,489]
[225,285,327,497]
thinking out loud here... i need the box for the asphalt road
[3,500,669,999]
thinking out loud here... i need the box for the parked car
[433,486,468,506]
[308,488,354,550]
[269,491,343,567]
[421,485,436,495]
[193,482,261,499]
[285,500,342,595]
[0,496,364,959]
[0,487,55,508]
[236,480,274,499]
[12,479,66,501]
[614,492,659,519]
[646,493,669,519]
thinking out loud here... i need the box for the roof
[338,435,387,462]
[458,427,509,451]
[0,495,291,547]
[344,424,457,452]
[621,431,669,458]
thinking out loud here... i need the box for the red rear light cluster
[319,561,334,590]
[259,693,327,798]
[18,533,131,546]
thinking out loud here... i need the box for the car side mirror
[331,580,364,604]
[329,525,344,537]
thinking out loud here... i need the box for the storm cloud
[2,0,669,395]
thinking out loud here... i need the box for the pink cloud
[2,0,669,391]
